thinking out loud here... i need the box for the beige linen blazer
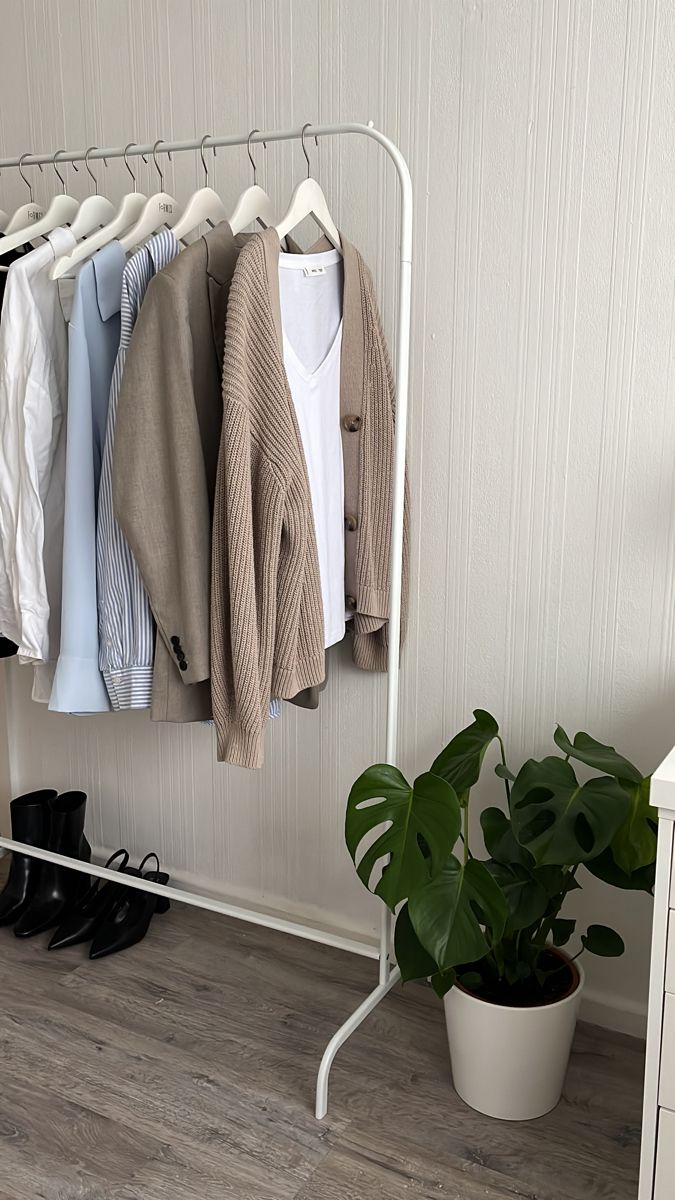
[113,222,245,722]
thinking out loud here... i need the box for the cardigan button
[344,514,358,532]
[342,414,362,433]
[345,594,357,612]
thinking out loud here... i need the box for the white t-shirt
[279,248,347,649]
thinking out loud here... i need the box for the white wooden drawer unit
[640,746,675,1198]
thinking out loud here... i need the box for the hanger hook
[52,149,68,194]
[152,139,171,189]
[17,152,42,202]
[123,142,139,190]
[300,122,319,180]
[247,129,267,187]
[199,134,216,186]
[84,146,107,195]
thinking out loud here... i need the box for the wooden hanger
[170,134,228,244]
[227,129,276,236]
[51,143,147,280]
[275,123,341,251]
[119,138,182,253]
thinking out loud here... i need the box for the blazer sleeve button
[170,636,180,647]
[179,660,188,672]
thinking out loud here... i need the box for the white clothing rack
[0,121,412,1121]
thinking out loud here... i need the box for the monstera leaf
[581,924,625,957]
[430,710,499,803]
[510,756,631,866]
[554,727,655,875]
[480,806,534,868]
[586,845,655,893]
[611,778,657,875]
[394,903,438,983]
[485,861,549,931]
[553,727,643,782]
[551,918,576,946]
[345,766,461,911]
[408,857,508,971]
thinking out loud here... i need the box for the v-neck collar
[282,318,344,383]
[256,226,365,615]
[258,226,363,413]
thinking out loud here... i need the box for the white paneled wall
[1,0,673,1032]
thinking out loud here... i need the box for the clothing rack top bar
[0,122,412,262]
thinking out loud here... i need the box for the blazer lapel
[204,221,246,366]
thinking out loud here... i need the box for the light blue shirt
[97,230,180,709]
[49,241,125,713]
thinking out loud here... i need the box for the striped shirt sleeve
[96,231,180,709]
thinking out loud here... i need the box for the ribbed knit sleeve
[351,259,410,670]
[210,240,291,768]
[211,395,285,768]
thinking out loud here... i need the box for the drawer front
[655,1108,675,1199]
[666,917,675,994]
[660,993,675,1110]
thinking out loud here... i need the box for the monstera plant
[345,711,656,1006]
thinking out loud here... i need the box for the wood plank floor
[0,880,645,1199]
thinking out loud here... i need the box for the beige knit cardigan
[211,228,409,767]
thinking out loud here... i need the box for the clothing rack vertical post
[0,122,413,1121]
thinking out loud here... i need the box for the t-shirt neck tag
[303,265,326,277]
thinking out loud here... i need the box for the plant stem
[533,865,580,957]
[545,947,584,980]
[463,804,469,865]
[497,735,511,805]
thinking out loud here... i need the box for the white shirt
[279,248,346,649]
[0,227,76,699]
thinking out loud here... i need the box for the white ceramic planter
[443,959,584,1121]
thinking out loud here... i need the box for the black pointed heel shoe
[0,790,56,926]
[14,791,92,938]
[48,849,130,950]
[89,853,171,960]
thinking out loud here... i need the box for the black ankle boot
[0,790,56,926]
[14,791,92,938]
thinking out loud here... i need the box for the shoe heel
[153,872,171,914]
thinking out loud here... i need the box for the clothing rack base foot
[315,965,401,1119]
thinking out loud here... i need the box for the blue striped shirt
[96,230,180,709]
